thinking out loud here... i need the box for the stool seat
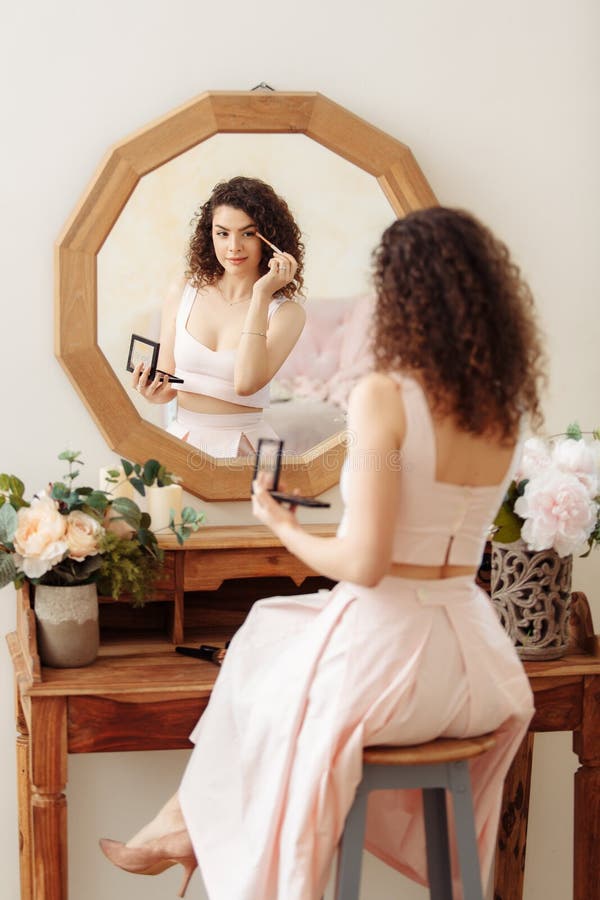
[363,733,497,767]
[335,728,504,899]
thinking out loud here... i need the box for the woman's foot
[125,791,187,848]
[99,829,197,898]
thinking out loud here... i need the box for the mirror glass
[97,133,394,459]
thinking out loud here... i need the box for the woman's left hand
[252,473,298,536]
[253,252,298,297]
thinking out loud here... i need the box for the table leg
[30,697,68,900]
[573,674,600,900]
[15,685,33,900]
[493,731,534,900]
[169,552,185,643]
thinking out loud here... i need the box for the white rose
[13,494,69,578]
[65,510,104,561]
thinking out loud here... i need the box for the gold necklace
[215,280,253,306]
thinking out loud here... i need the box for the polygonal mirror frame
[55,91,437,501]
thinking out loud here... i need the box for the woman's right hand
[253,252,298,298]
[132,362,175,404]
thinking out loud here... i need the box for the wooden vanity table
[6,527,600,900]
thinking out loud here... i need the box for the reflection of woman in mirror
[102,208,544,899]
[131,176,306,457]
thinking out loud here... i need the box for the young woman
[132,176,306,458]
[105,207,545,899]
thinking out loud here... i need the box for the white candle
[146,484,183,532]
[99,465,134,500]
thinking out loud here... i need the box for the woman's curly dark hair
[372,207,546,441]
[185,176,304,300]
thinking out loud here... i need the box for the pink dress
[179,374,534,900]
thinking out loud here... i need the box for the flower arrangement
[493,424,600,558]
[0,450,204,605]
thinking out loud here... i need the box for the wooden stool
[335,732,498,900]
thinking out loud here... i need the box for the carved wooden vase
[490,540,573,660]
[34,583,99,668]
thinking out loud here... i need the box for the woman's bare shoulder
[271,297,306,325]
[350,371,402,407]
[348,372,405,443]
[163,274,189,312]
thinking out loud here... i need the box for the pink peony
[553,438,599,497]
[13,494,69,578]
[65,510,104,561]
[514,470,598,557]
[514,437,552,483]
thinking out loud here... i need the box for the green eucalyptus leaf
[83,491,109,512]
[181,506,203,525]
[61,492,78,511]
[120,459,134,477]
[0,552,18,589]
[130,477,145,497]
[143,459,161,486]
[51,482,70,500]
[8,476,25,497]
[0,502,18,545]
[7,495,29,511]
[111,497,142,529]
[58,450,81,462]
[136,527,156,549]
[140,512,152,530]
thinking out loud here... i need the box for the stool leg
[423,787,453,900]
[335,782,368,900]
[449,762,484,900]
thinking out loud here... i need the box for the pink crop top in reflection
[173,282,292,408]
[337,374,521,567]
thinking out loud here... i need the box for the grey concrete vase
[34,583,99,667]
[490,540,573,660]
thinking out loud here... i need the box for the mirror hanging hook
[250,82,276,92]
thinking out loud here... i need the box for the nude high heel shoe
[99,830,197,898]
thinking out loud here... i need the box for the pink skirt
[167,408,279,458]
[179,575,534,900]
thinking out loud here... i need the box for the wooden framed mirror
[55,91,436,500]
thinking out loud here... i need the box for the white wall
[1,1,598,898]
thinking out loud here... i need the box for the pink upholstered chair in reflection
[264,293,374,454]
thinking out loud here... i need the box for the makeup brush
[256,232,284,255]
